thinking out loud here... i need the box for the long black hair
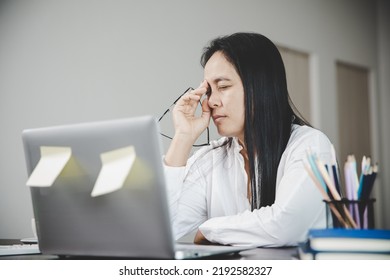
[201,32,310,210]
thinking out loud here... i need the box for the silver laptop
[22,115,251,259]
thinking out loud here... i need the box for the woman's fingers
[175,82,209,114]
[182,81,209,100]
[181,93,201,103]
[201,96,211,119]
[169,81,211,144]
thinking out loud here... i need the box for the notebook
[22,115,251,259]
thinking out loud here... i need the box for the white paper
[26,146,72,187]
[91,146,136,197]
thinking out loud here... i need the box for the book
[308,228,390,252]
[298,241,390,260]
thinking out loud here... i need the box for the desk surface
[0,239,298,260]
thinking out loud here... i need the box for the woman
[164,32,333,247]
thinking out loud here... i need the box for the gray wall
[0,0,388,238]
[377,0,390,231]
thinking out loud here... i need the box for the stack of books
[299,228,390,260]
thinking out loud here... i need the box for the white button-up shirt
[164,125,333,247]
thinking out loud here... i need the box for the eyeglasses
[158,87,210,147]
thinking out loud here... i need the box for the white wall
[0,0,387,238]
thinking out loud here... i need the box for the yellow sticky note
[26,146,72,187]
[91,146,136,197]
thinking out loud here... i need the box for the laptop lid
[22,116,175,259]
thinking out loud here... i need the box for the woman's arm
[196,129,333,247]
[164,159,209,240]
[163,81,211,239]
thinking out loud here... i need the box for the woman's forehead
[204,52,238,83]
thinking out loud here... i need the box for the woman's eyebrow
[213,77,232,83]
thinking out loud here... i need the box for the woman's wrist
[164,133,195,167]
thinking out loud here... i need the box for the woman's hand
[164,81,211,167]
[194,229,214,245]
[171,80,211,144]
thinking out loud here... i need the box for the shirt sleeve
[198,129,333,247]
[163,156,208,240]
[163,161,185,216]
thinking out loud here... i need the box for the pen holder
[324,198,376,229]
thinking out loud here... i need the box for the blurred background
[0,0,389,238]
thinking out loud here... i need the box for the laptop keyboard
[0,244,40,256]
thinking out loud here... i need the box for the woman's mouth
[212,115,226,123]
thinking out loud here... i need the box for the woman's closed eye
[205,83,232,97]
[217,84,231,91]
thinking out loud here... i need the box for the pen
[330,144,342,196]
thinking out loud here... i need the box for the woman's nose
[208,91,220,108]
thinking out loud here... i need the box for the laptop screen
[22,116,175,259]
